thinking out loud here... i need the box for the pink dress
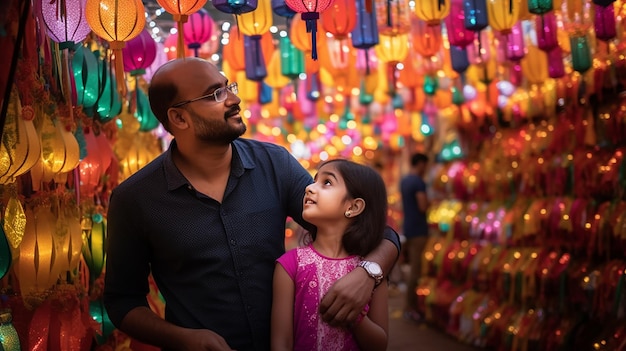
[276,245,361,351]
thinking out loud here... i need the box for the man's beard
[190,111,247,144]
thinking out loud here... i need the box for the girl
[271,159,389,351]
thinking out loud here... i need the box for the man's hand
[319,266,375,328]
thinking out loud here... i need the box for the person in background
[271,159,389,351]
[103,57,400,351]
[400,152,430,322]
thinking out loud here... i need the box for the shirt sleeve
[276,248,299,281]
[282,148,315,232]
[383,225,402,254]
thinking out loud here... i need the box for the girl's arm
[271,263,295,351]
[352,281,389,351]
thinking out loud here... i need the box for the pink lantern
[144,42,168,82]
[122,30,157,76]
[183,8,214,56]
[285,0,334,60]
[444,0,475,47]
[504,22,525,62]
[535,11,558,51]
[38,0,92,47]
[594,4,617,41]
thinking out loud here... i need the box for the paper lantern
[81,213,107,283]
[375,34,410,63]
[0,309,20,351]
[213,0,258,14]
[414,0,451,26]
[122,29,157,76]
[594,4,617,41]
[535,11,558,51]
[411,16,442,58]
[96,52,123,123]
[240,0,273,81]
[183,8,214,56]
[466,29,492,64]
[486,0,520,34]
[527,0,552,14]
[266,49,291,88]
[352,0,379,73]
[285,0,334,60]
[157,0,207,59]
[85,0,145,95]
[322,0,357,39]
[503,22,525,61]
[570,35,592,73]
[450,45,470,74]
[464,0,489,31]
[272,0,296,18]
[279,35,305,79]
[164,33,192,60]
[78,127,103,198]
[444,0,476,47]
[521,45,548,84]
[375,0,412,35]
[560,0,593,35]
[290,13,327,65]
[38,0,92,48]
[547,46,565,78]
[136,88,160,132]
[223,26,247,72]
[72,45,100,114]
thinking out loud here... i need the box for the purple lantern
[535,11,558,51]
[594,4,617,41]
[505,22,525,62]
[38,0,92,49]
[444,0,475,47]
[352,0,379,74]
[183,8,214,57]
[547,46,565,78]
[244,35,267,81]
[122,30,157,76]
[212,0,258,14]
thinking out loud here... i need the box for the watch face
[368,262,382,275]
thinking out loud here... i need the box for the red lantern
[321,0,357,39]
[285,0,334,60]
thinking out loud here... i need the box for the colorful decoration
[122,29,157,77]
[414,0,451,26]
[212,0,258,14]
[182,8,214,57]
[285,0,334,60]
[38,0,92,48]
[156,0,207,59]
[321,0,357,39]
[239,0,273,81]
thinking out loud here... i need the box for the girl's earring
[345,210,351,218]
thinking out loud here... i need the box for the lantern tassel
[301,12,319,61]
[175,15,189,59]
[109,42,127,98]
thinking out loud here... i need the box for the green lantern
[279,36,305,79]
[95,51,122,124]
[570,36,592,73]
[136,88,160,132]
[72,45,100,116]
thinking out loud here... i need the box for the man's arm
[319,227,400,326]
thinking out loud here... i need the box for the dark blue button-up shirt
[104,138,399,350]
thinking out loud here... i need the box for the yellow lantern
[486,0,521,34]
[157,0,208,58]
[118,132,161,181]
[0,89,41,185]
[85,0,145,95]
[265,50,291,89]
[236,70,259,103]
[239,0,273,36]
[414,0,451,26]
[375,34,410,63]
[521,45,548,85]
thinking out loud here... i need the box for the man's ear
[348,198,366,217]
[167,108,188,130]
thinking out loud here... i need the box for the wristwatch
[359,260,384,287]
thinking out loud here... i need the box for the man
[103,57,400,351]
[400,152,430,322]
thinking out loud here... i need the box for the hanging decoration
[414,0,451,26]
[38,0,92,48]
[122,29,157,77]
[85,0,145,96]
[279,35,305,80]
[272,0,296,19]
[352,0,380,74]
[535,11,558,51]
[223,26,247,72]
[593,3,617,41]
[321,0,357,39]
[375,0,412,35]
[486,0,520,35]
[156,0,207,59]
[212,0,258,15]
[71,45,100,115]
[527,0,552,14]
[95,50,123,123]
[444,0,476,47]
[285,0,334,60]
[411,15,443,58]
[239,0,273,81]
[182,8,214,57]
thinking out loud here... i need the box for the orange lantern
[375,0,412,35]
[411,15,443,58]
[321,0,357,39]
[486,0,521,34]
[290,13,327,71]
[157,0,208,58]
[223,26,247,72]
[414,0,451,26]
[164,32,193,60]
[85,0,145,96]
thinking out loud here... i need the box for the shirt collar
[163,139,255,191]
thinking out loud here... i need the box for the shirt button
[230,239,236,245]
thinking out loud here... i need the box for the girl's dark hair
[308,159,387,257]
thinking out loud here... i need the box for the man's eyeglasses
[171,82,239,107]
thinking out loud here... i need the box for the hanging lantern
[96,51,123,123]
[464,0,489,31]
[570,35,592,73]
[466,29,492,65]
[72,45,100,115]
[504,22,525,61]
[521,44,549,84]
[547,46,565,78]
[0,309,20,351]
[182,8,214,57]
[375,0,412,35]
[414,0,451,26]
[486,0,520,35]
[156,0,207,59]
[266,49,291,88]
[136,88,160,132]
[411,16,443,58]
[285,0,334,60]
[223,26,247,72]
[85,0,145,96]
[38,0,92,48]
[77,127,103,198]
[81,212,107,284]
[279,35,305,79]
[272,0,296,18]
[560,0,593,35]
[289,13,327,65]
[239,0,273,81]
[322,0,357,39]
[122,29,157,77]
[352,0,380,74]
[594,4,617,41]
[444,0,476,47]
[376,34,410,64]
[527,0,552,14]
[450,45,470,74]
[535,11,558,51]
[213,0,258,14]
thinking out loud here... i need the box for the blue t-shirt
[400,174,428,238]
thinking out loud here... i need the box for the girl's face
[303,163,353,225]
